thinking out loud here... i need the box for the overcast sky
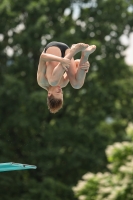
[124,33,133,66]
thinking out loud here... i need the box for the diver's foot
[71,43,89,55]
[82,45,96,57]
[83,45,96,57]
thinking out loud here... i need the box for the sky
[124,33,133,66]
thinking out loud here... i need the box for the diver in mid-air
[37,42,96,113]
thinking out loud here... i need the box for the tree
[73,123,133,200]
[0,0,133,199]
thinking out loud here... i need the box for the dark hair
[47,94,63,113]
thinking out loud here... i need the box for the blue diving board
[0,162,37,172]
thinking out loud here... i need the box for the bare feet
[78,45,96,66]
[71,43,89,55]
[82,45,96,57]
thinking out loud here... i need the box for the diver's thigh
[45,46,61,56]
[45,46,62,67]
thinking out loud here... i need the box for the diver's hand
[79,61,90,73]
[61,58,71,71]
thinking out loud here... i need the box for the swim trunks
[44,41,69,57]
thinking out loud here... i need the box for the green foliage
[0,0,133,199]
[73,123,133,200]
